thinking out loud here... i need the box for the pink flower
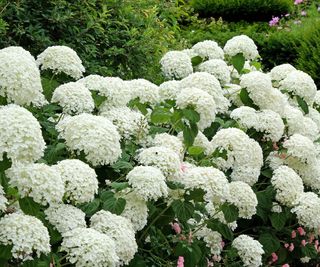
[297,227,306,236]
[212,255,221,262]
[180,163,188,172]
[282,264,290,267]
[301,11,307,16]
[269,16,280,27]
[177,256,184,267]
[315,240,319,246]
[301,240,307,246]
[171,222,182,234]
[291,230,296,238]
[294,0,303,4]
[289,243,294,252]
[271,252,278,263]
[284,243,289,248]
[221,241,225,249]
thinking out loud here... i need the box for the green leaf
[128,254,147,267]
[111,160,133,172]
[301,243,318,258]
[91,92,107,109]
[185,188,205,202]
[183,122,198,147]
[78,198,100,217]
[188,146,204,156]
[261,168,273,178]
[296,95,309,114]
[221,203,239,223]
[0,244,12,260]
[172,200,194,222]
[239,88,258,109]
[207,219,233,240]
[269,212,287,231]
[150,107,172,124]
[191,56,203,67]
[102,196,126,215]
[182,108,200,123]
[231,53,245,74]
[19,197,42,217]
[258,232,280,256]
[110,182,129,192]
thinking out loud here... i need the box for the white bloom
[100,106,149,140]
[56,114,121,166]
[224,35,259,60]
[194,226,223,255]
[126,79,159,104]
[153,133,184,158]
[198,59,231,85]
[51,82,94,114]
[45,204,86,234]
[0,185,8,212]
[61,228,119,267]
[314,91,320,107]
[271,166,304,207]
[291,192,320,230]
[271,202,282,213]
[0,213,50,261]
[160,51,193,79]
[279,70,317,104]
[193,131,212,155]
[306,108,320,131]
[136,146,181,180]
[0,104,46,162]
[6,163,64,205]
[176,88,216,130]
[0,47,47,106]
[228,181,257,219]
[232,235,264,267]
[269,63,296,83]
[210,128,263,185]
[90,210,137,265]
[53,159,98,204]
[181,49,197,58]
[36,45,85,80]
[180,72,230,113]
[300,256,311,263]
[223,83,243,107]
[295,161,320,191]
[126,166,168,201]
[159,80,181,101]
[192,40,224,60]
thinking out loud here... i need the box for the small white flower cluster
[0,104,46,162]
[36,46,85,80]
[0,46,47,107]
[0,213,51,261]
[90,210,138,265]
[269,63,296,84]
[51,82,94,114]
[126,79,159,104]
[224,35,259,60]
[198,59,231,85]
[194,226,223,255]
[210,128,263,185]
[160,51,193,79]
[158,80,182,101]
[153,133,184,158]
[232,235,264,267]
[0,185,8,212]
[192,40,224,60]
[56,114,121,166]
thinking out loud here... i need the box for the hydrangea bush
[0,37,320,267]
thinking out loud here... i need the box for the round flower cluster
[269,63,296,84]
[36,45,85,80]
[0,213,50,261]
[271,166,304,207]
[126,166,168,201]
[232,235,264,267]
[153,133,184,158]
[224,35,259,60]
[210,128,263,185]
[126,79,159,104]
[0,46,47,107]
[45,204,86,235]
[160,51,193,79]
[158,80,182,101]
[90,210,138,265]
[198,59,231,85]
[53,159,98,204]
[51,82,94,114]
[6,163,64,205]
[191,40,224,60]
[56,114,121,166]
[0,104,46,162]
[61,228,119,267]
[194,226,223,255]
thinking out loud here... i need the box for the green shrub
[190,0,293,21]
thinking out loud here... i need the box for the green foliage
[190,0,293,21]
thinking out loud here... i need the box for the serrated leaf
[172,200,194,222]
[79,198,100,216]
[150,107,172,124]
[296,95,309,114]
[259,232,280,256]
[269,212,287,231]
[185,188,205,202]
[239,88,258,109]
[207,219,233,240]
[301,244,318,258]
[19,197,42,217]
[191,56,203,67]
[221,203,239,223]
[188,146,204,156]
[182,108,200,123]
[102,197,126,215]
[183,122,198,147]
[110,182,129,192]
[231,53,245,74]
[111,160,133,172]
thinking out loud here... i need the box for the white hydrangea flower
[0,185,8,212]
[291,192,320,230]
[61,228,119,267]
[223,83,243,107]
[180,166,229,204]
[306,108,320,132]
[269,63,296,84]
[45,204,86,235]
[0,213,50,261]
[283,134,317,164]
[126,79,159,104]
[194,226,223,255]
[126,166,168,201]
[56,114,121,166]
[193,131,212,155]
[294,161,320,191]
[192,40,224,60]
[0,47,47,107]
[159,80,182,101]
[117,190,149,232]
[279,70,317,104]
[232,235,264,267]
[100,106,149,141]
[271,166,304,207]
[271,202,282,213]
[300,256,311,263]
[6,163,64,205]
[228,181,257,219]
[198,59,231,85]
[90,210,138,265]
[224,35,259,60]
[176,87,216,130]
[160,51,193,79]
[51,81,94,115]
[314,91,320,107]
[36,45,85,80]
[153,133,184,158]
[53,159,98,204]
[180,72,230,113]
[0,104,46,163]
[210,128,263,185]
[181,48,197,58]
